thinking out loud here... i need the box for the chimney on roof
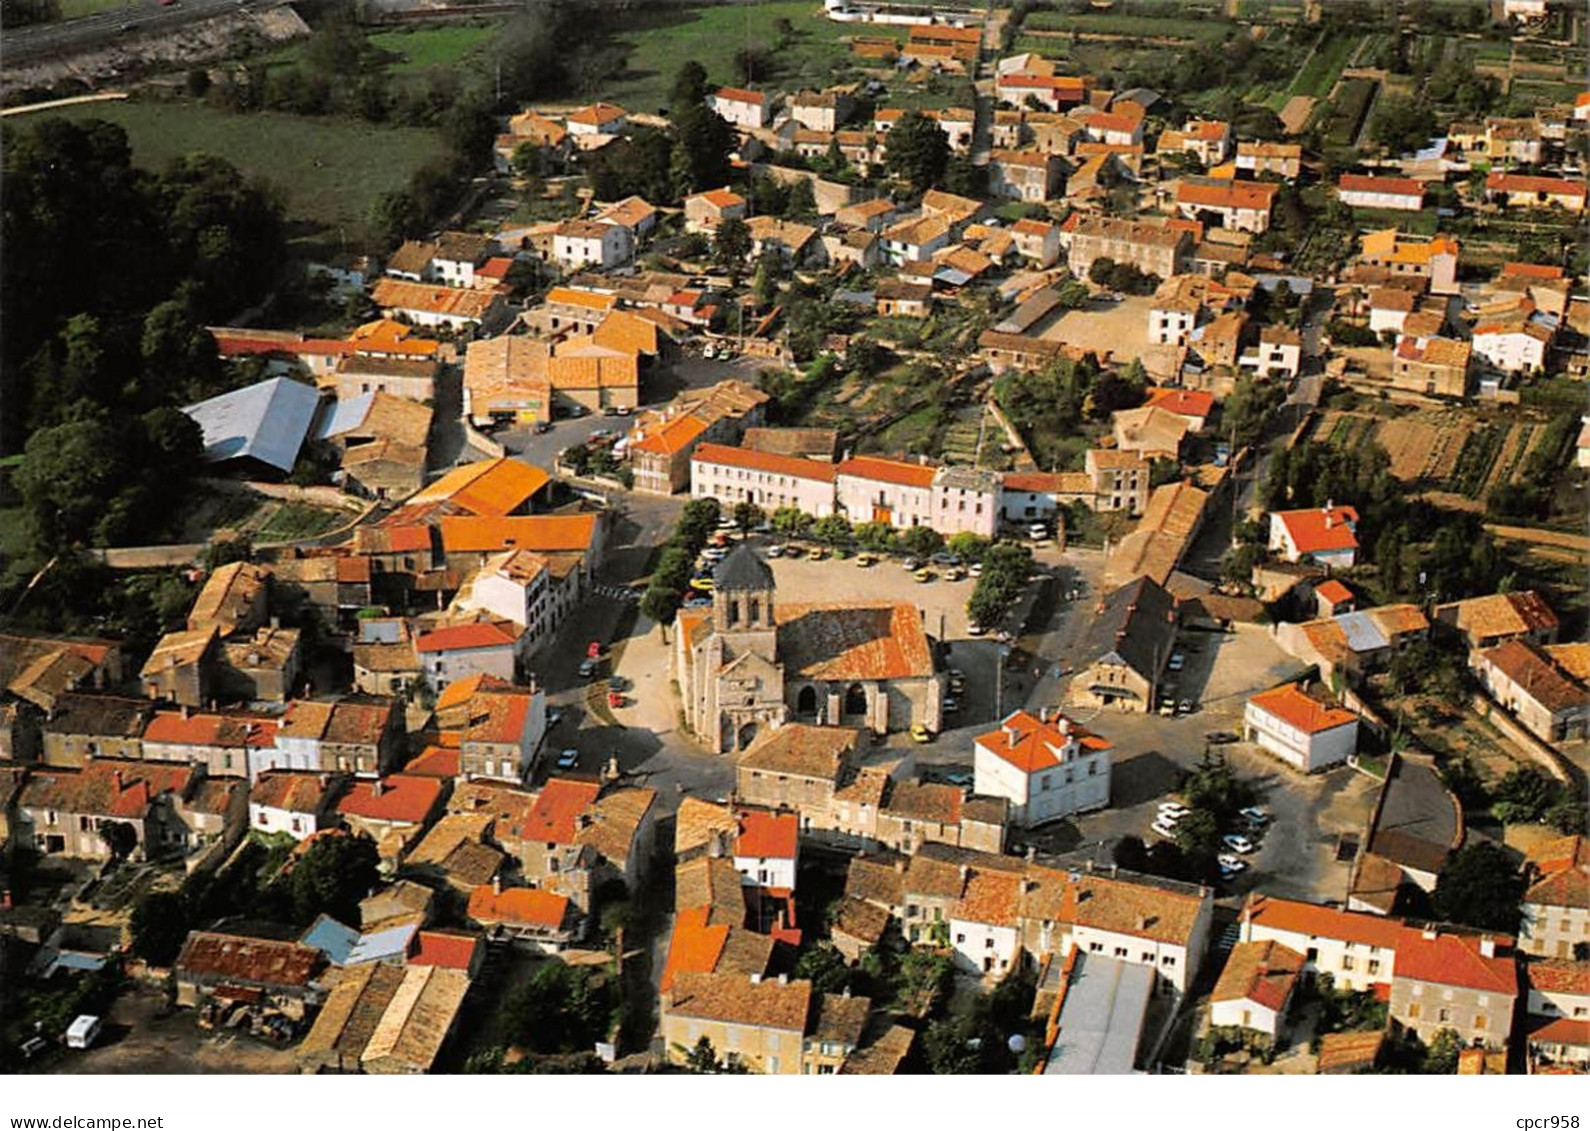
[270,615,280,630]
[1085,859,1094,873]
[372,778,385,797]
[1109,863,1118,878]
[893,857,907,873]
[181,704,190,720]
[958,864,969,885]
[113,770,124,791]
[1479,936,1496,958]
[1026,845,1036,863]
[750,973,763,985]
[318,773,329,790]
[1422,927,1438,941]
[492,873,502,896]
[777,973,788,986]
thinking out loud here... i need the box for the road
[4,0,279,60]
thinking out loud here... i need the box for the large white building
[690,443,839,518]
[454,547,584,658]
[708,87,772,130]
[414,622,519,693]
[835,455,937,530]
[1268,504,1360,569]
[1243,683,1359,773]
[973,710,1112,827]
[551,219,630,271]
[1240,894,1400,995]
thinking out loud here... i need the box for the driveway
[45,985,299,1075]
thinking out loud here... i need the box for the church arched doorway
[796,686,818,717]
[737,721,760,752]
[843,683,868,718]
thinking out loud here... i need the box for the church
[673,545,946,754]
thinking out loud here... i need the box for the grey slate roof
[1079,575,1177,681]
[714,544,774,592]
[183,376,321,474]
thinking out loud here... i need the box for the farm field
[1020,10,1233,42]
[1287,30,1358,100]
[598,2,868,115]
[367,24,502,74]
[36,100,447,252]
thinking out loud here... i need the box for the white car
[1217,853,1247,873]
[1240,806,1271,825]
[1027,523,1048,541]
[1222,834,1256,855]
[1157,802,1190,820]
[547,708,564,729]
[556,748,580,770]
[1151,819,1180,839]
[1168,652,1185,672]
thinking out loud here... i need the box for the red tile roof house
[514,778,660,927]
[466,879,577,953]
[1268,503,1360,569]
[249,769,350,841]
[17,758,227,862]
[335,774,446,869]
[414,621,520,694]
[972,709,1113,827]
[1242,684,1360,774]
[1209,939,1305,1040]
[1524,958,1590,1069]
[452,683,547,784]
[259,697,405,780]
[1336,174,1427,213]
[1388,925,1519,1051]
[1239,894,1400,995]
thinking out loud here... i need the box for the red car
[586,641,602,660]
[607,691,625,709]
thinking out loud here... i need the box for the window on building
[1408,1002,1421,1019]
[1342,956,1355,971]
[956,933,966,944]
[1113,947,1128,958]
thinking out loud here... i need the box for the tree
[946,532,991,563]
[752,258,778,310]
[502,962,618,1054]
[853,521,895,552]
[1173,809,1221,858]
[670,61,708,109]
[1422,1028,1463,1074]
[901,525,944,557]
[793,942,853,995]
[883,111,951,194]
[1220,374,1285,450]
[1491,768,1562,826]
[771,506,813,538]
[16,416,130,553]
[1181,749,1258,827]
[129,890,192,966]
[1432,842,1525,932]
[640,585,681,627]
[671,100,735,197]
[97,819,138,861]
[284,833,380,926]
[811,514,852,546]
[714,216,752,276]
[733,501,765,533]
[682,1035,747,1073]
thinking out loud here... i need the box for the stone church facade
[674,546,944,754]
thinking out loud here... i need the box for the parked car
[1222,834,1256,855]
[1027,523,1048,540]
[1151,818,1179,839]
[945,567,966,582]
[547,708,564,729]
[65,1016,101,1051]
[533,420,552,434]
[943,696,961,714]
[929,552,960,567]
[968,563,984,578]
[577,659,599,679]
[1240,806,1271,826]
[765,544,784,558]
[910,723,933,743]
[1178,699,1195,715]
[901,557,922,571]
[1157,802,1190,820]
[943,772,972,787]
[1217,853,1247,873]
[556,748,580,770]
[967,622,987,636]
[807,546,827,561]
[855,553,876,567]
[689,578,714,593]
[1168,652,1185,672]
[1205,731,1240,745]
[914,568,934,583]
[607,691,625,709]
[587,641,603,659]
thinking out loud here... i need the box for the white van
[66,1015,102,1050]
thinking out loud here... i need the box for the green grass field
[368,24,500,74]
[599,1,864,113]
[1020,10,1232,42]
[36,100,447,251]
[1288,30,1358,99]
[254,502,347,542]
[58,0,124,19]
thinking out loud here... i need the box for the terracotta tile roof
[1055,867,1207,947]
[438,514,598,555]
[1001,470,1065,492]
[1273,504,1360,554]
[1316,1030,1385,1072]
[575,786,655,865]
[1478,640,1587,714]
[1177,179,1279,212]
[845,852,907,909]
[176,931,322,988]
[403,745,461,779]
[543,286,618,311]
[693,188,746,211]
[20,758,195,820]
[415,622,517,654]
[975,709,1111,774]
[666,971,812,1031]
[1212,939,1304,1011]
[337,775,442,825]
[1247,684,1358,735]
[713,86,765,105]
[1338,174,1425,198]
[832,896,891,947]
[1526,835,1590,875]
[1528,1016,1590,1050]
[835,454,936,489]
[660,905,731,993]
[1486,172,1587,199]
[952,869,1023,928]
[409,929,481,970]
[1394,926,1517,994]
[568,102,626,127]
[1525,865,1588,909]
[1143,387,1215,419]
[410,458,549,517]
[1315,579,1354,605]
[188,562,270,636]
[1527,958,1590,996]
[371,280,501,320]
[1242,894,1403,950]
[675,855,749,927]
[463,691,534,748]
[519,778,602,844]
[776,602,935,681]
[693,442,839,482]
[632,413,708,457]
[467,884,569,929]
[250,770,344,813]
[143,710,277,749]
[736,809,799,860]
[738,724,857,780]
[1436,591,1558,643]
[881,779,961,825]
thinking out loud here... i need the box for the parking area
[45,985,299,1075]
